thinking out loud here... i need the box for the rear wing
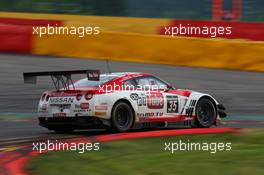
[23,70,100,90]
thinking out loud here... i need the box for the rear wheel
[195,98,217,128]
[111,102,134,132]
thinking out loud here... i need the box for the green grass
[26,130,264,175]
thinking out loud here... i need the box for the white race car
[24,70,226,133]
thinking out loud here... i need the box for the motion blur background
[0,0,263,68]
[0,0,263,21]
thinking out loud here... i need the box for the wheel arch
[192,95,218,127]
[197,95,219,125]
[111,98,136,124]
[198,95,218,113]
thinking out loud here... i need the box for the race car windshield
[73,75,118,87]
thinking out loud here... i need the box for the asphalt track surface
[0,54,263,141]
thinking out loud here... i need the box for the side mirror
[164,85,173,92]
[167,85,173,89]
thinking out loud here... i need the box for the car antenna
[106,59,112,74]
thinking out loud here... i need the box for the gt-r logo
[147,93,164,109]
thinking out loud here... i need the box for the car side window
[136,78,150,86]
[123,79,136,90]
[135,76,168,90]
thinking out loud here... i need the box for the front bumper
[38,116,106,130]
[217,104,227,118]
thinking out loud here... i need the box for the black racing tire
[111,102,134,132]
[194,98,217,128]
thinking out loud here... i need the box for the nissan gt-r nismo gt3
[23,70,226,133]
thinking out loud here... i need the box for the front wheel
[111,102,134,132]
[194,98,217,128]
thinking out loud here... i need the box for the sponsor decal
[137,94,147,106]
[130,93,139,101]
[57,104,71,109]
[185,99,197,117]
[137,93,164,109]
[80,103,89,109]
[75,104,81,109]
[49,97,74,104]
[95,105,108,110]
[87,70,100,81]
[147,93,164,109]
[137,112,163,118]
[53,113,66,117]
[166,95,179,113]
[51,104,71,108]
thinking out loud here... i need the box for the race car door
[133,76,169,120]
